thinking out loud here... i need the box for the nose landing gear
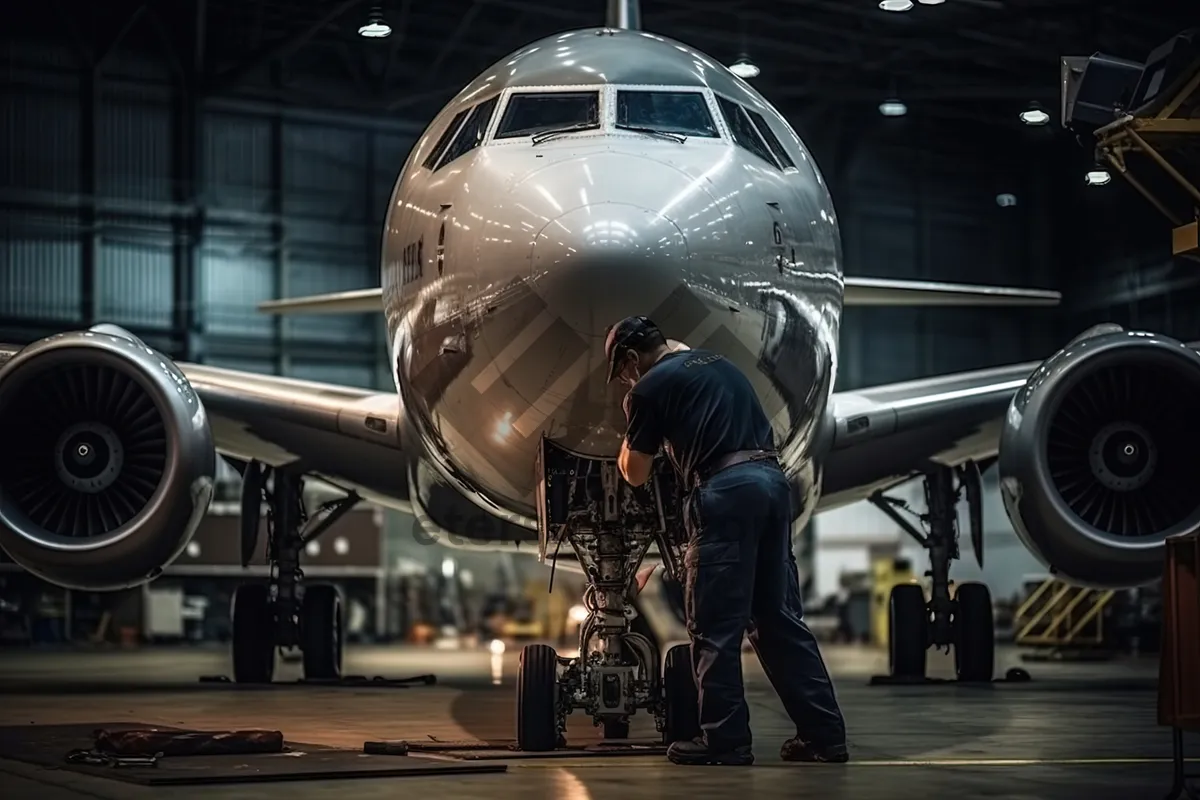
[516,438,697,750]
[870,462,996,684]
[229,461,359,684]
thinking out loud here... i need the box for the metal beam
[95,2,151,70]
[194,0,208,81]
[378,0,414,94]
[270,103,288,377]
[79,71,98,327]
[418,1,484,92]
[205,0,360,96]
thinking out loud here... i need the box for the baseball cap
[604,316,660,384]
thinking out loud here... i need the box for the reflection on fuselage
[383,28,844,530]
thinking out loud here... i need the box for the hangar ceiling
[9,0,1195,126]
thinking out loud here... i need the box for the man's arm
[619,389,661,487]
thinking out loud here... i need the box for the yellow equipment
[871,556,919,649]
[1014,576,1114,653]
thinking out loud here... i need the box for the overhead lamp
[358,5,391,38]
[1085,163,1112,186]
[879,0,914,10]
[918,0,946,4]
[879,98,908,117]
[996,193,1017,207]
[1019,102,1050,126]
[729,56,760,79]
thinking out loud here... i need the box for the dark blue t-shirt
[624,348,774,487]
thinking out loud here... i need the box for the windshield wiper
[615,124,687,143]
[530,123,601,144]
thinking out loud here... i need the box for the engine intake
[999,327,1200,587]
[0,327,216,590]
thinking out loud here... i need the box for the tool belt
[691,449,779,490]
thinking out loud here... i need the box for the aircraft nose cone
[530,202,690,337]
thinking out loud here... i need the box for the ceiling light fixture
[1019,102,1050,126]
[918,0,946,4]
[996,193,1017,207]
[729,55,760,79]
[879,0,914,10]
[358,5,391,38]
[879,98,908,117]
[1085,163,1112,186]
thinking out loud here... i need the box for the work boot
[667,737,754,766]
[780,737,849,763]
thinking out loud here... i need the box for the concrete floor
[0,642,1193,799]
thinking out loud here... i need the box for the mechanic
[606,315,848,767]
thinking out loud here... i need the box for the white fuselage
[381,28,843,536]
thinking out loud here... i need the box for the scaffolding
[1014,577,1115,659]
[1093,56,1200,259]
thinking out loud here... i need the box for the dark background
[1,0,1196,391]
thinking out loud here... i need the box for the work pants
[684,461,846,751]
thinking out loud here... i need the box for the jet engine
[0,326,216,590]
[998,325,1200,587]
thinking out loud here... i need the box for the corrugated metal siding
[0,89,80,193]
[837,138,1052,388]
[97,100,172,203]
[204,113,273,214]
[199,223,275,337]
[0,212,81,320]
[96,236,174,327]
[287,361,376,389]
[282,124,368,219]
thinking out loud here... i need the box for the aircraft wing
[843,278,1061,307]
[255,278,1061,316]
[257,288,383,315]
[0,341,410,505]
[817,360,1037,511]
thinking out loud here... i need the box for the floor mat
[0,723,506,785]
[400,737,668,760]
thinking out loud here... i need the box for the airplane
[2,0,1200,752]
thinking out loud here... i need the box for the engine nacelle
[0,326,216,590]
[999,326,1200,587]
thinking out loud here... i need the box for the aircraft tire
[888,584,928,679]
[301,584,344,681]
[662,643,700,744]
[231,583,275,684]
[603,719,630,739]
[953,582,995,683]
[517,643,559,751]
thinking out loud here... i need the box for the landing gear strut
[868,461,995,683]
[517,438,700,751]
[230,461,360,683]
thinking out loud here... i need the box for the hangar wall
[1,41,1073,604]
[0,45,1063,391]
[1053,137,1200,344]
[0,45,422,390]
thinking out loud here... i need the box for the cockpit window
[715,96,777,168]
[423,109,469,170]
[744,108,795,169]
[615,91,718,137]
[495,91,600,139]
[438,95,499,168]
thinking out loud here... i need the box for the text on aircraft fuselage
[381,28,844,527]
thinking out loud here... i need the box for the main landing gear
[230,461,360,684]
[868,461,995,683]
[516,438,701,751]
